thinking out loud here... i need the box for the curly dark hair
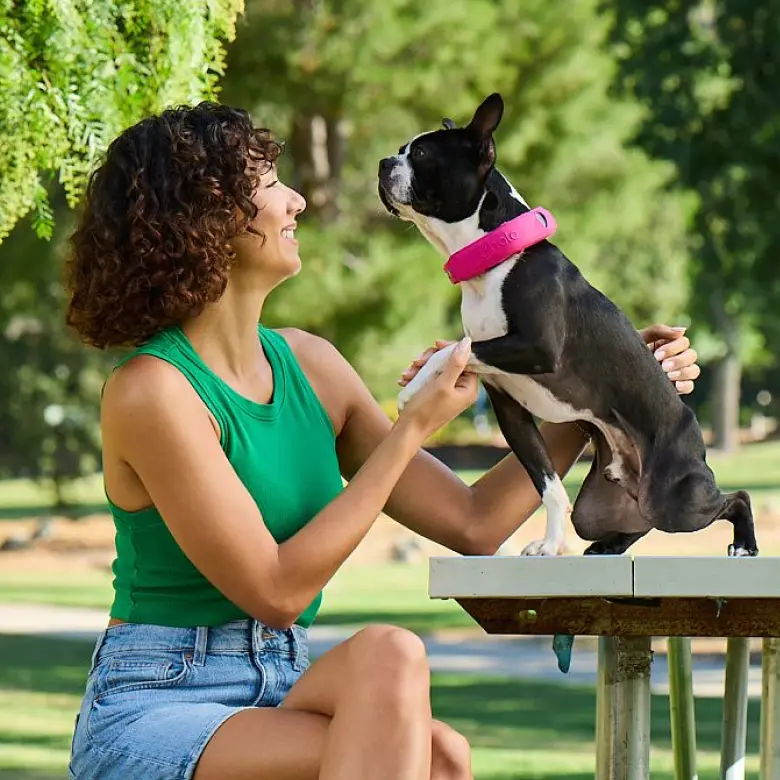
[65,102,283,349]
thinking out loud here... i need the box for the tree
[0,0,244,242]
[607,0,780,451]
[221,0,694,395]
[0,192,114,513]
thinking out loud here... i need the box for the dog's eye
[412,146,426,159]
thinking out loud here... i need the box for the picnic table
[429,555,780,780]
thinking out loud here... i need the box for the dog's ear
[467,94,503,175]
[442,117,456,130]
[467,93,504,140]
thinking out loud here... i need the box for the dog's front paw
[397,384,413,412]
[396,343,459,412]
[521,538,564,557]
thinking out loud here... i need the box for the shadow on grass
[0,635,93,696]
[0,636,94,778]
[432,674,761,755]
[0,504,108,521]
[0,636,764,780]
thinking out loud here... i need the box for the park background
[1,0,779,777]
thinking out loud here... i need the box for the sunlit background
[1,1,779,777]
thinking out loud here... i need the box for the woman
[65,102,700,780]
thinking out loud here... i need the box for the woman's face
[232,166,307,283]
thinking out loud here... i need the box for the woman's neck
[181,278,270,381]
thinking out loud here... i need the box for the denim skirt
[68,619,310,779]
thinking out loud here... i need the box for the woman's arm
[102,347,476,629]
[327,324,700,556]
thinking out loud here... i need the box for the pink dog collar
[444,207,557,284]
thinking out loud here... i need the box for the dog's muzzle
[378,157,402,215]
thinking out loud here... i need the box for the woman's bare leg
[282,624,432,779]
[193,624,472,780]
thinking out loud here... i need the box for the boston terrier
[377,93,757,559]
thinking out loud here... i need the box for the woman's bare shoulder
[101,355,209,443]
[273,328,369,435]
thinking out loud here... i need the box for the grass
[2,438,780,521]
[0,440,777,774]
[0,475,105,520]
[0,562,476,634]
[317,561,474,632]
[1,438,780,627]
[0,571,112,610]
[0,633,761,779]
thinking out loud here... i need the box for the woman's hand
[638,324,700,395]
[398,337,479,440]
[400,324,701,395]
[399,339,458,387]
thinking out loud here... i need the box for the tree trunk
[288,112,346,223]
[711,348,742,452]
[710,293,742,453]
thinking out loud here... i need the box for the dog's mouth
[377,179,400,217]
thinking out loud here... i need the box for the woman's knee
[431,721,472,780]
[349,624,430,702]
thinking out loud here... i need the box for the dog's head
[378,93,529,256]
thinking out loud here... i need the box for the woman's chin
[285,255,302,277]
[272,255,301,284]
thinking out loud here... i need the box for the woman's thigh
[193,707,329,780]
[194,624,432,779]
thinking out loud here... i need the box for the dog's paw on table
[521,539,565,556]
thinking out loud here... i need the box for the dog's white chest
[488,374,582,424]
[460,264,512,342]
[460,264,582,425]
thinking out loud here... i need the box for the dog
[377,92,757,559]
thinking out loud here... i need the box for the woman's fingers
[398,344,450,386]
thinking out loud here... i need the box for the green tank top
[107,324,343,628]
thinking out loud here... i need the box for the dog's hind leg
[638,458,758,557]
[721,490,758,557]
[484,382,569,556]
[583,531,648,555]
[572,437,651,555]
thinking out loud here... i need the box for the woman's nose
[290,190,306,215]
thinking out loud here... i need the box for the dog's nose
[379,157,395,173]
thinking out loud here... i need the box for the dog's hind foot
[584,531,647,556]
[722,489,758,557]
[727,543,758,558]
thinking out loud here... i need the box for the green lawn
[2,438,780,629]
[0,633,761,779]
[2,438,780,520]
[0,440,776,775]
[0,562,476,634]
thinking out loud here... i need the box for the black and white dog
[378,93,757,558]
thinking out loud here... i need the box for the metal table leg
[668,637,698,780]
[596,636,653,780]
[720,637,750,780]
[761,638,780,780]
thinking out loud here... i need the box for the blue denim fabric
[68,619,309,779]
